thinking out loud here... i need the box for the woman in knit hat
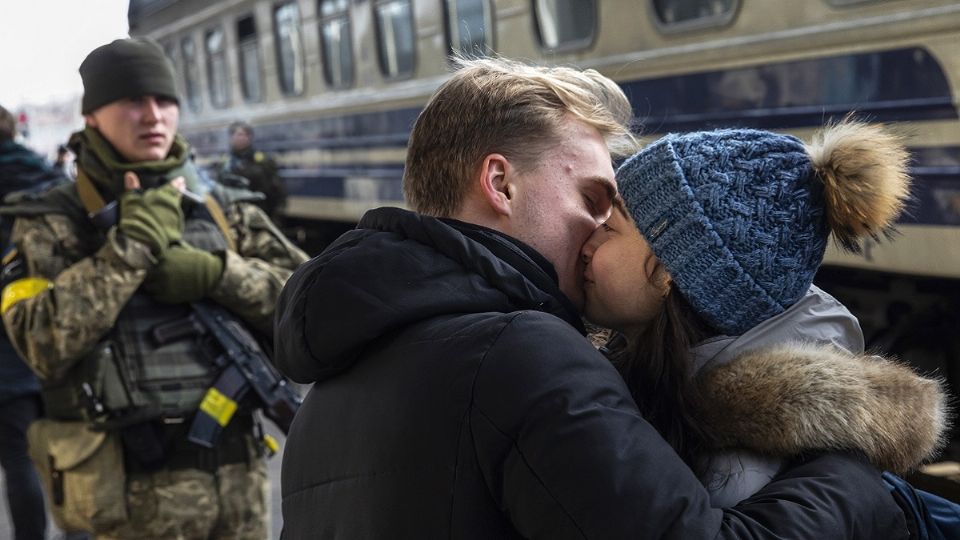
[580,119,949,506]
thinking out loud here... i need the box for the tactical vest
[6,178,258,429]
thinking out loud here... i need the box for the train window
[651,0,738,30]
[318,0,355,88]
[205,27,231,108]
[374,0,416,79]
[533,0,596,51]
[237,15,263,102]
[162,42,177,67]
[444,0,492,58]
[180,37,203,112]
[161,42,184,109]
[274,2,306,96]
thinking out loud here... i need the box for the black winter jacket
[274,207,909,540]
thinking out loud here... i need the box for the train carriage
[129,0,960,448]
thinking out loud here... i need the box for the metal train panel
[129,0,960,281]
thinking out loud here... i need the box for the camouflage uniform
[2,178,308,538]
[99,441,269,540]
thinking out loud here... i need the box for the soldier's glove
[143,243,224,304]
[118,184,184,257]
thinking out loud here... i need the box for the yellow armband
[1,277,53,314]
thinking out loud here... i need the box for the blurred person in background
[0,103,59,540]
[53,144,73,178]
[218,121,286,222]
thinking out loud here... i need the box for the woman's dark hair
[606,290,717,474]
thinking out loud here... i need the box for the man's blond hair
[402,56,638,217]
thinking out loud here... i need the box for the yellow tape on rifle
[198,387,238,427]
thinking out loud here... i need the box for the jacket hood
[0,140,49,169]
[0,141,68,199]
[690,284,865,371]
[696,342,950,474]
[274,207,581,383]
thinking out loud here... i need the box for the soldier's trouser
[96,457,269,540]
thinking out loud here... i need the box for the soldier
[219,121,286,221]
[0,38,308,539]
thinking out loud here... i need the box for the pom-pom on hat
[616,119,910,335]
[80,38,179,114]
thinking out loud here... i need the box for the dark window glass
[162,42,177,66]
[181,37,203,112]
[444,0,491,57]
[205,27,230,108]
[374,0,415,79]
[237,15,263,102]
[617,48,951,132]
[319,0,354,88]
[274,2,306,95]
[534,0,595,51]
[651,0,737,27]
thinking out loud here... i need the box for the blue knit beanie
[617,124,909,335]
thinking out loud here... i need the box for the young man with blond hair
[274,56,909,539]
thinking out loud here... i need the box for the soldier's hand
[117,172,185,257]
[143,242,225,304]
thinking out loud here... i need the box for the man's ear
[477,153,514,217]
[84,114,98,129]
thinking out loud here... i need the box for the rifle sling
[75,167,108,216]
[203,195,237,253]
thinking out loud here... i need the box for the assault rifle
[152,301,301,448]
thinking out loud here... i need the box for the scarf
[68,127,201,199]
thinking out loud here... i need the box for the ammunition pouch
[122,415,255,474]
[40,340,128,423]
[41,293,220,427]
[27,419,127,533]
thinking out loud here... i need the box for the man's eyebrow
[586,176,618,201]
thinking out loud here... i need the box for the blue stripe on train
[189,108,419,155]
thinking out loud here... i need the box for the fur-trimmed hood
[695,342,949,474]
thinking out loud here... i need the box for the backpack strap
[75,167,108,216]
[202,195,237,253]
